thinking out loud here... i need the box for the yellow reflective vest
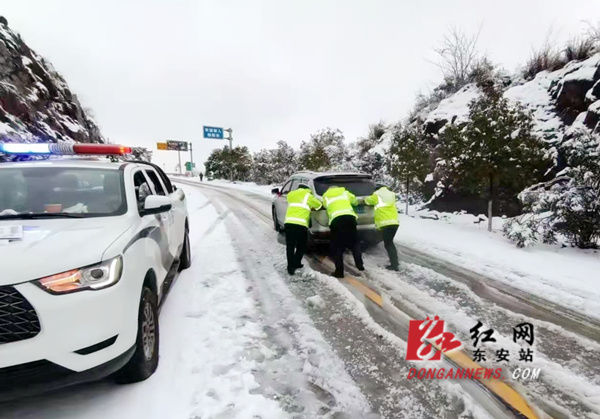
[322,186,358,224]
[284,188,322,227]
[364,187,399,229]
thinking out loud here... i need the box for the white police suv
[0,143,190,400]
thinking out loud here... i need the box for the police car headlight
[36,256,123,294]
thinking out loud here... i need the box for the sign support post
[225,128,233,182]
[164,140,188,174]
[177,149,182,174]
[202,125,235,181]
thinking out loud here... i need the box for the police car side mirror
[271,187,280,195]
[140,195,172,216]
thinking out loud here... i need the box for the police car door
[133,169,172,278]
[143,168,182,260]
[276,180,292,223]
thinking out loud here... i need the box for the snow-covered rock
[0,17,102,145]
[505,70,564,141]
[552,54,600,125]
[424,84,480,134]
[584,100,600,132]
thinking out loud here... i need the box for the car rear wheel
[115,287,159,383]
[272,207,281,232]
[178,227,191,271]
[306,233,315,254]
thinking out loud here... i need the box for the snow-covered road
[2,181,599,418]
[178,181,600,418]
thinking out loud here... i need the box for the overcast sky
[1,0,599,170]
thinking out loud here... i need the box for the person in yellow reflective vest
[364,185,399,270]
[284,184,322,275]
[322,186,364,278]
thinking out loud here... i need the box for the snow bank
[396,212,600,319]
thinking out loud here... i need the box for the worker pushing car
[284,184,323,275]
[364,185,400,270]
[322,185,364,278]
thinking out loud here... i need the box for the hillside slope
[422,54,600,141]
[409,53,600,213]
[0,17,102,145]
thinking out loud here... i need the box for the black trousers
[330,215,364,276]
[285,223,308,273]
[381,225,399,268]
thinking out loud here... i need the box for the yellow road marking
[429,341,540,419]
[310,256,541,419]
[343,276,383,307]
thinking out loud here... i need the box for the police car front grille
[0,286,41,344]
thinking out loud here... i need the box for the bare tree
[523,27,565,80]
[434,27,481,90]
[584,20,600,46]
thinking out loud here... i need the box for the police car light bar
[0,143,132,156]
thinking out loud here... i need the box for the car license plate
[0,225,24,240]
[356,205,365,214]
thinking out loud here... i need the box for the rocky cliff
[0,17,103,144]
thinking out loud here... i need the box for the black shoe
[357,265,365,271]
[385,265,399,271]
[287,268,295,275]
[331,271,344,278]
[295,263,304,269]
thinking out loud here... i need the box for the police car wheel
[178,229,191,271]
[115,287,159,383]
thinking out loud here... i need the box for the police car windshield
[314,176,376,196]
[0,167,126,219]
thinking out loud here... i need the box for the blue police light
[0,143,51,154]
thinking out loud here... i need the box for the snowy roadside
[175,184,372,417]
[173,188,287,418]
[396,212,600,320]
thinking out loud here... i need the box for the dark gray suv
[271,171,380,245]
